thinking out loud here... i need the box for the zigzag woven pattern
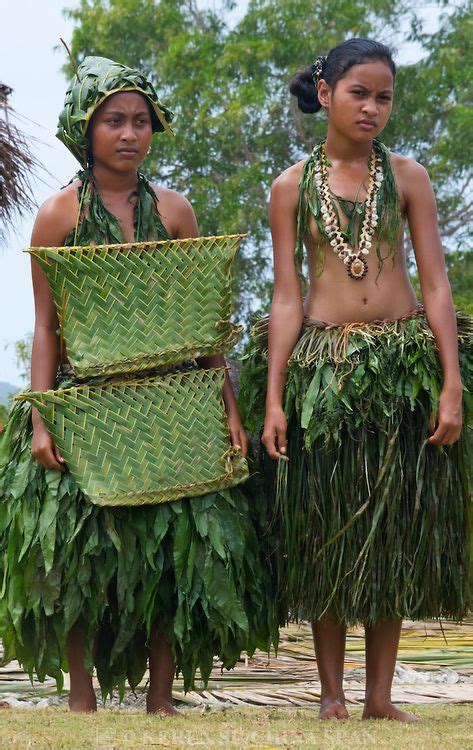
[20,368,249,506]
[28,235,244,378]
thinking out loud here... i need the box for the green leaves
[64,0,472,322]
[0,396,276,696]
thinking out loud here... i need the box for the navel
[362,297,368,305]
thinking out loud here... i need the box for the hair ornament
[311,55,327,82]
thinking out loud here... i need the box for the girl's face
[318,60,394,142]
[87,91,153,170]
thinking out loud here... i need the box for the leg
[312,618,349,719]
[363,618,421,721]
[146,622,179,716]
[67,624,97,713]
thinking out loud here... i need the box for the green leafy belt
[0,394,279,699]
[239,312,472,626]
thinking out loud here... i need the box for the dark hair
[290,38,396,114]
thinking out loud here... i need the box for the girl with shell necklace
[240,38,470,722]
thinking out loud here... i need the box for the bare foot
[319,697,349,720]
[146,696,180,716]
[68,688,97,713]
[363,702,422,722]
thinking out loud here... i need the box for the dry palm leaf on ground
[1,620,472,707]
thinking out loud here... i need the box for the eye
[352,90,365,97]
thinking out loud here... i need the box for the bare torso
[291,152,418,323]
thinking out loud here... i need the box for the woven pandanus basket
[27,234,245,379]
[19,368,248,506]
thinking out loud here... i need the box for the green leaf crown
[56,55,174,167]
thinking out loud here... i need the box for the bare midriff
[303,217,419,325]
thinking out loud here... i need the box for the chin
[351,130,381,143]
[112,159,143,171]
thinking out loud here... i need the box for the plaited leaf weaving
[19,368,248,506]
[28,234,245,378]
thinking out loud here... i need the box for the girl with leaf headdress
[0,55,277,713]
[240,38,471,722]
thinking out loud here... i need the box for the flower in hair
[311,55,327,82]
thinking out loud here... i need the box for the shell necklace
[314,143,383,280]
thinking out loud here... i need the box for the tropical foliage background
[63,0,472,323]
[1,0,471,398]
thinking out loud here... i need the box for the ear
[317,79,331,109]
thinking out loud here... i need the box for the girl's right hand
[31,425,66,471]
[262,405,288,460]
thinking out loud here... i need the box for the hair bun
[289,67,322,114]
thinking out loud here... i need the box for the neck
[90,163,140,196]
[324,127,373,163]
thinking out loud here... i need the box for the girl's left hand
[227,412,249,456]
[428,385,463,446]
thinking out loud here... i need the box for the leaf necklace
[314,143,384,280]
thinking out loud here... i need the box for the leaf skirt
[239,310,472,626]
[0,394,278,699]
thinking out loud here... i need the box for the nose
[361,97,378,116]
[120,121,137,141]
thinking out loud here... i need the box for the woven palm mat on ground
[1,620,472,708]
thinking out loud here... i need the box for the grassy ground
[1,705,472,749]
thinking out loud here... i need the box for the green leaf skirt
[239,310,472,626]
[0,392,278,699]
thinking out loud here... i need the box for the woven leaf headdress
[56,56,174,166]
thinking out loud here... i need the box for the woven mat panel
[19,368,249,506]
[28,235,245,378]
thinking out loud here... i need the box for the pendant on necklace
[346,255,368,280]
[315,141,383,282]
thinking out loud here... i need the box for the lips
[357,120,377,129]
[117,148,138,155]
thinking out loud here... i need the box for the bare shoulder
[389,152,431,199]
[31,181,80,246]
[271,160,305,205]
[272,160,305,190]
[390,152,428,178]
[150,183,197,238]
[151,184,194,217]
[152,183,189,207]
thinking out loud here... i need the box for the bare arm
[30,190,77,469]
[405,161,462,445]
[262,172,304,459]
[171,192,249,454]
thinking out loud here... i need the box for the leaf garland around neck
[70,168,169,246]
[295,139,402,281]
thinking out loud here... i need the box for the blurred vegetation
[7,1,470,398]
[64,0,472,324]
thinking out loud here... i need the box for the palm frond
[0,84,41,245]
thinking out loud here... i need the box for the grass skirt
[0,392,278,699]
[239,311,471,626]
